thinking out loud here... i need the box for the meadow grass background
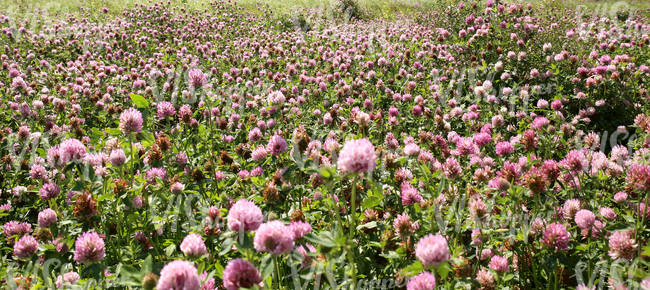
[2,0,649,20]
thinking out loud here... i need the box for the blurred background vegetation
[1,0,648,26]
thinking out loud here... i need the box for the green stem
[587,236,591,283]
[637,191,649,257]
[346,247,357,290]
[529,243,541,290]
[129,135,136,190]
[154,234,162,261]
[112,190,121,250]
[349,176,358,237]
[273,255,281,290]
[328,178,344,236]
[79,164,88,191]
[207,99,218,179]
[473,223,485,275]
[118,165,124,180]
[554,265,559,290]
[430,203,437,235]
[198,180,208,202]
[333,195,344,236]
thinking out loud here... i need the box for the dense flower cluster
[156,260,200,290]
[180,233,208,259]
[415,234,450,267]
[227,200,263,232]
[222,259,263,290]
[337,138,378,173]
[13,235,38,259]
[74,231,106,264]
[253,221,295,255]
